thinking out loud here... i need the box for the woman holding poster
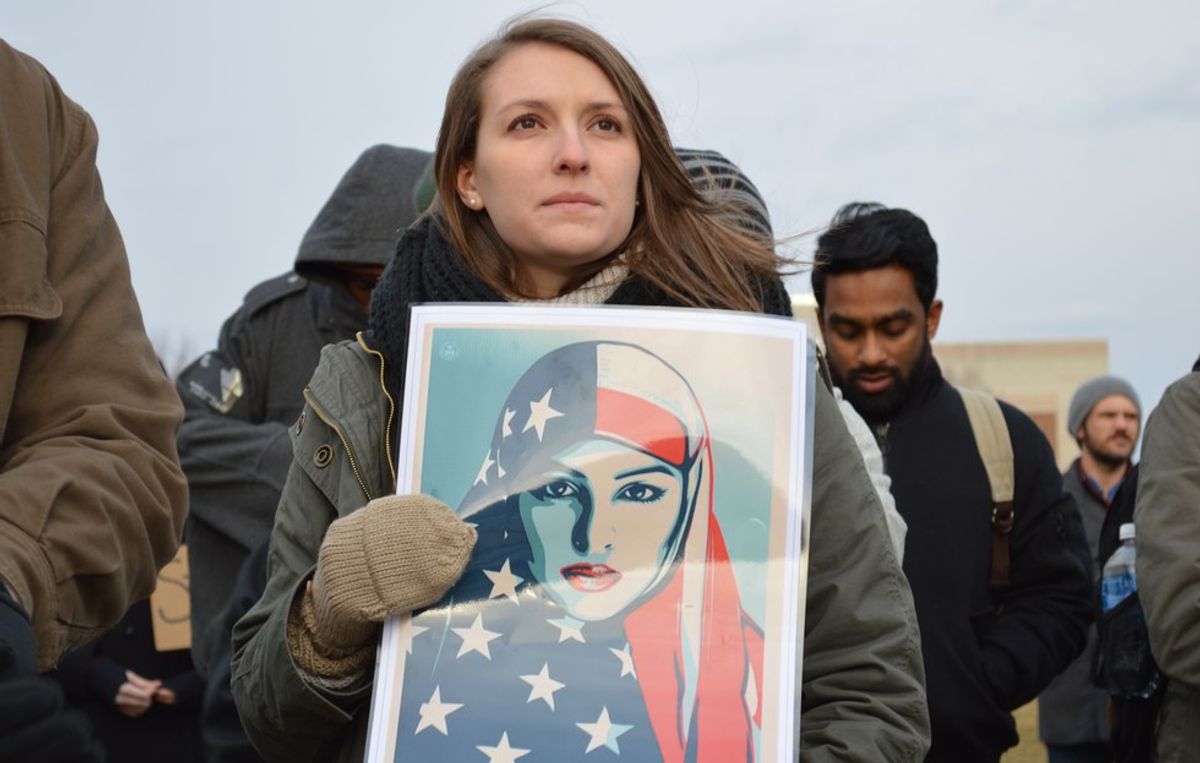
[231,16,929,763]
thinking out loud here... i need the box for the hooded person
[176,144,433,674]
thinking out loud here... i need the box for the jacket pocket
[0,215,63,321]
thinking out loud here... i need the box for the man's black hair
[811,202,939,311]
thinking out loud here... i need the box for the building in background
[791,293,1108,470]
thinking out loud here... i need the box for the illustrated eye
[511,114,541,131]
[530,479,580,501]
[615,482,666,504]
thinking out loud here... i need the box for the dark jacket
[176,145,431,673]
[200,541,269,763]
[873,357,1093,761]
[1096,464,1166,763]
[1037,460,1120,746]
[54,598,204,763]
[0,40,187,671]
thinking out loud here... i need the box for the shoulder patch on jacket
[180,352,245,414]
[241,271,308,318]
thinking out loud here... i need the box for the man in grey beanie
[1039,374,1141,763]
[1068,375,1142,501]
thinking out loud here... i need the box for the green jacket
[1135,370,1200,762]
[231,335,930,762]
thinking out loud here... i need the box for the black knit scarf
[365,215,792,411]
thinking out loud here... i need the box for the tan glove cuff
[310,494,477,651]
[286,585,378,684]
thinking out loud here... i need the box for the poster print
[367,305,813,763]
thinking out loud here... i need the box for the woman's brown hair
[434,17,787,312]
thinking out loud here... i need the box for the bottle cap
[1119,522,1136,541]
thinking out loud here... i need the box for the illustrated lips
[561,563,621,592]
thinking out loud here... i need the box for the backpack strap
[957,386,1016,592]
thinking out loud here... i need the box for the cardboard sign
[150,544,191,652]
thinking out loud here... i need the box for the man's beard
[830,338,931,426]
[1084,432,1134,468]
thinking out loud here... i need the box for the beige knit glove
[287,494,476,683]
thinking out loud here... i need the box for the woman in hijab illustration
[399,340,764,763]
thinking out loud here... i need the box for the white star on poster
[501,408,516,438]
[577,706,633,754]
[396,613,428,656]
[476,732,530,763]
[484,559,524,604]
[609,643,637,679]
[475,450,496,486]
[522,388,564,441]
[547,616,585,644]
[452,613,501,660]
[414,686,462,736]
[520,662,566,711]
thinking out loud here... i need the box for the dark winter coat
[1037,460,1119,746]
[177,275,367,672]
[54,599,204,763]
[200,541,269,763]
[872,357,1093,762]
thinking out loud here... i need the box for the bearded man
[1037,376,1140,763]
[811,202,1093,763]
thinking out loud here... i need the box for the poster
[367,305,813,763]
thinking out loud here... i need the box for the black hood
[294,144,432,286]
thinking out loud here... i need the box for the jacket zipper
[356,332,397,490]
[302,386,373,502]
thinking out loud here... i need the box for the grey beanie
[1067,375,1141,437]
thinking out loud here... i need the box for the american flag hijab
[401,341,763,762]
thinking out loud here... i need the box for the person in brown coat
[0,38,189,762]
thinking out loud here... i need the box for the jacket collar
[1072,457,1130,507]
[878,349,946,425]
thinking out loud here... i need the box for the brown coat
[0,40,188,670]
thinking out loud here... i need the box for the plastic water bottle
[1101,523,1138,612]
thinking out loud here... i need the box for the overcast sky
[4,1,1197,411]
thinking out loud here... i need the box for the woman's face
[456,42,641,297]
[518,438,685,621]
